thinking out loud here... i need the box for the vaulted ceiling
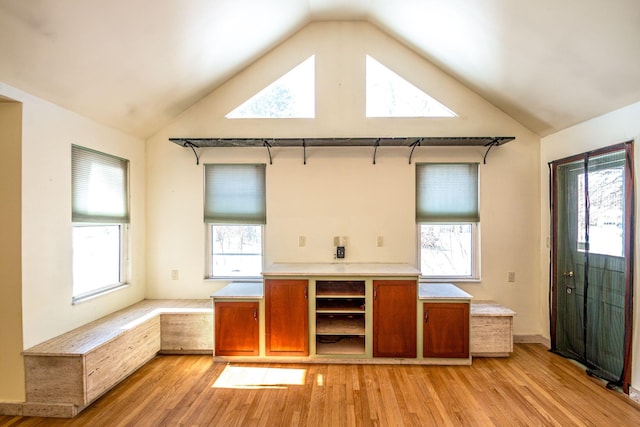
[1,0,639,139]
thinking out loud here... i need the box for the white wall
[146,22,542,337]
[540,100,640,394]
[0,82,146,356]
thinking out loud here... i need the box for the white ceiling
[1,0,639,139]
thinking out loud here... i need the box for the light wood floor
[2,344,640,426]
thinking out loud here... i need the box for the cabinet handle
[424,309,429,324]
[304,286,308,300]
[373,287,377,300]
[253,308,257,321]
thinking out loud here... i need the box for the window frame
[205,223,264,280]
[418,222,481,281]
[416,162,481,282]
[71,145,130,303]
[203,163,267,281]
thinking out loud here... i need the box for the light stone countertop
[262,263,420,277]
[24,299,212,356]
[419,283,473,300]
[211,282,264,299]
[470,300,516,316]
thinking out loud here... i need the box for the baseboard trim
[630,386,640,404]
[514,334,550,348]
[0,402,24,416]
[21,402,79,418]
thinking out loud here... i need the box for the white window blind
[416,163,479,222]
[204,164,266,224]
[72,145,129,223]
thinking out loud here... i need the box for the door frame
[549,141,634,392]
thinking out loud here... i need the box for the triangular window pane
[226,56,315,118]
[366,55,456,118]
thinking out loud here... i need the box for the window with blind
[204,164,266,278]
[416,163,480,279]
[71,145,129,302]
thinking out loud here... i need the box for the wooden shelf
[315,280,367,356]
[316,298,365,313]
[316,280,365,297]
[316,336,366,355]
[316,308,365,314]
[316,315,365,335]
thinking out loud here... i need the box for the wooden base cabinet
[423,302,469,358]
[265,279,309,356]
[373,280,417,358]
[214,302,259,356]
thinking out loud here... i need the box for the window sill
[420,278,481,284]
[72,283,130,305]
[204,277,263,283]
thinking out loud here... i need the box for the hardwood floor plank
[2,344,640,426]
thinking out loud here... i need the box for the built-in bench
[14,298,514,418]
[470,301,516,357]
[20,299,212,418]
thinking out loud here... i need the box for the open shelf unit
[315,280,366,355]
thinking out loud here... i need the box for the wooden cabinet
[214,301,259,356]
[372,280,417,358]
[265,279,309,356]
[423,302,469,358]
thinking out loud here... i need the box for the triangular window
[366,55,455,118]
[226,56,315,118]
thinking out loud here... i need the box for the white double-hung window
[204,164,266,278]
[416,163,480,280]
[72,145,129,302]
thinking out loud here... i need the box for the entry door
[551,143,633,390]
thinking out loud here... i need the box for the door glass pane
[577,154,625,256]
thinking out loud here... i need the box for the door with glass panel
[550,142,633,391]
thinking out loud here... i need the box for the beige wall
[540,100,640,394]
[0,81,147,402]
[0,100,24,401]
[145,22,542,336]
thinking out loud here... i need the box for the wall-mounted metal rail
[169,136,515,165]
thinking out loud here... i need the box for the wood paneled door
[372,280,417,358]
[214,301,259,356]
[423,302,469,358]
[265,279,309,356]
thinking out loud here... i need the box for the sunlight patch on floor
[212,365,307,389]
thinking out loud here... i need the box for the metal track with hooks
[169,136,515,165]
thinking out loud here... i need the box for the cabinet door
[215,302,259,356]
[265,279,309,356]
[373,280,417,358]
[423,302,469,358]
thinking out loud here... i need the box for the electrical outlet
[508,271,516,282]
[171,270,179,280]
[298,235,306,247]
[377,236,384,247]
[336,246,345,258]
